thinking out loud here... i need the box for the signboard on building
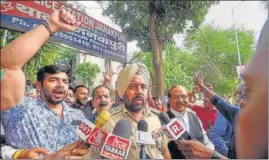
[236,65,246,78]
[0,1,127,63]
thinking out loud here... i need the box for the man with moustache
[90,85,112,123]
[73,85,90,109]
[166,84,214,159]
[91,63,171,159]
[0,9,89,159]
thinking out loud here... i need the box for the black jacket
[167,110,204,159]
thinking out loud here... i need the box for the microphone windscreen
[95,109,111,128]
[112,119,132,139]
[137,120,148,132]
[158,112,170,125]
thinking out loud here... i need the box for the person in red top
[153,96,168,112]
[189,83,218,132]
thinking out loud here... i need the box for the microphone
[137,120,154,159]
[158,112,173,139]
[158,112,189,140]
[95,109,111,128]
[100,119,132,159]
[76,119,107,147]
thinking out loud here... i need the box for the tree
[184,24,255,94]
[24,43,75,82]
[75,61,100,88]
[104,1,218,96]
[131,42,194,95]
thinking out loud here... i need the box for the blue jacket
[208,112,232,156]
[211,95,240,159]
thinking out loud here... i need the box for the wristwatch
[211,150,223,159]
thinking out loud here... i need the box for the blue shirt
[211,95,240,159]
[208,112,232,156]
[1,97,87,153]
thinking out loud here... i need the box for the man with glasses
[166,84,214,159]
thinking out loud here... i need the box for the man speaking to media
[91,63,171,159]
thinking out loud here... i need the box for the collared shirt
[90,105,168,159]
[1,97,87,153]
[170,108,215,150]
[208,112,232,156]
[192,105,218,132]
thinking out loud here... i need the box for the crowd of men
[0,9,268,159]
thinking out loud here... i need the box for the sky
[78,1,268,55]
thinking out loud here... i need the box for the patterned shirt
[1,97,87,153]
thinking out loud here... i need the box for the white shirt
[170,108,215,150]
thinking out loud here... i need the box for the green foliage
[132,24,255,95]
[0,29,75,82]
[184,24,254,94]
[104,1,219,51]
[24,43,75,82]
[75,61,100,88]
[0,29,22,48]
[131,43,194,94]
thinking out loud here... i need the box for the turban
[117,63,151,98]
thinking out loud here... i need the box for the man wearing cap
[91,63,171,159]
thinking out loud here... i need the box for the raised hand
[192,85,201,94]
[193,73,204,88]
[47,9,81,33]
[103,67,114,82]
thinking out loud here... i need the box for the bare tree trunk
[148,1,163,97]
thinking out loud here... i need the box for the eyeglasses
[170,94,188,100]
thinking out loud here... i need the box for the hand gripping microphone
[100,119,132,159]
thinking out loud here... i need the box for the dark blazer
[167,110,204,159]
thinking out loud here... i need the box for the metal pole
[231,9,242,66]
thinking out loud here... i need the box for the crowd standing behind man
[91,63,171,159]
